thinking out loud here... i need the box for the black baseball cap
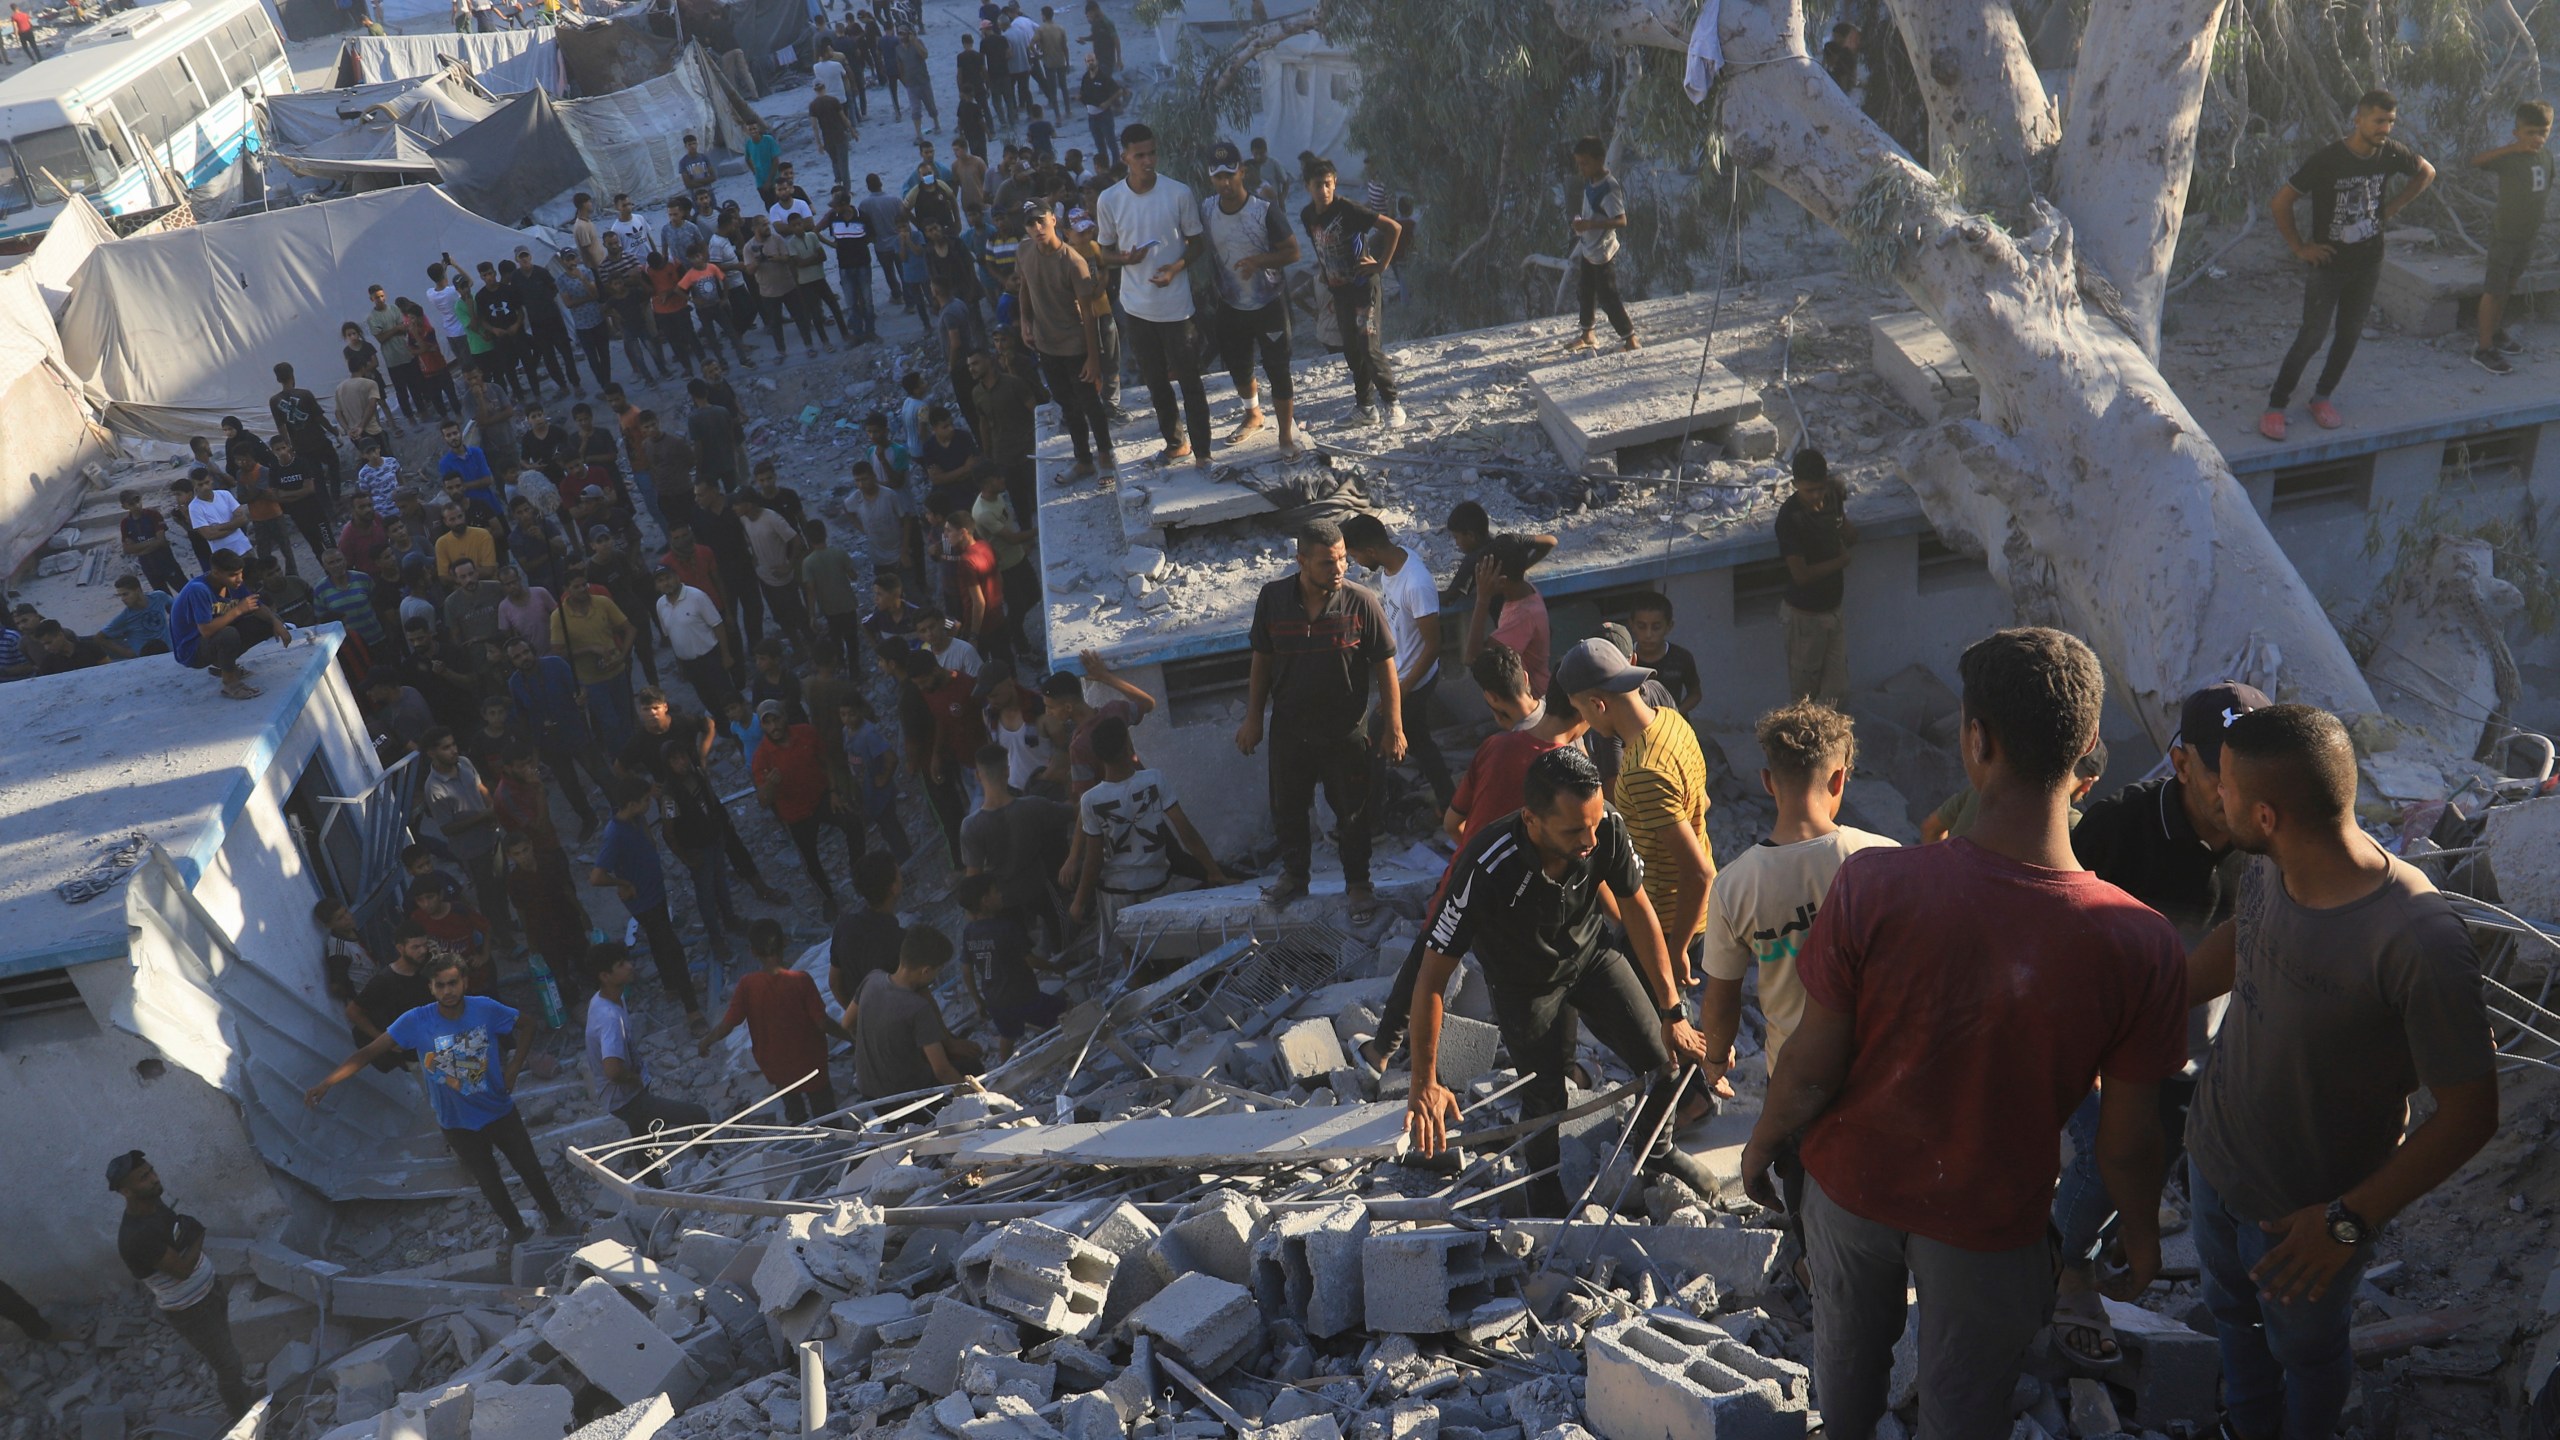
[1554,637,1653,697]
[106,1149,147,1192]
[1208,141,1242,175]
[2175,681,2271,769]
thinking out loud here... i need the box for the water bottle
[528,953,567,1030]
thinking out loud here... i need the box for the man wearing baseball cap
[1202,139,1303,457]
[109,1151,256,1420]
[2043,679,2266,1363]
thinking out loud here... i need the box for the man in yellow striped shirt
[1556,638,1716,981]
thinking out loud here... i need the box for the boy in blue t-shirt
[305,954,574,1240]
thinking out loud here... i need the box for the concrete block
[1250,1197,1369,1339]
[1361,1229,1493,1334]
[960,1221,1119,1337]
[1254,1417,1345,1440]
[1056,1393,1125,1440]
[909,1298,1023,1397]
[465,1382,573,1440]
[1155,1192,1266,1286]
[753,1202,886,1341]
[1432,1015,1502,1087]
[378,1383,473,1440]
[1527,348,1761,469]
[1720,414,1779,461]
[561,1396,672,1440]
[229,1289,317,1357]
[1501,1220,1781,1301]
[826,1293,917,1365]
[2111,1314,2218,1431]
[960,1349,1057,1405]
[538,1278,702,1407]
[2064,1377,2117,1436]
[569,1241,698,1318]
[1505,1376,1580,1434]
[330,1333,422,1417]
[1124,1273,1260,1377]
[1275,1017,1350,1086]
[1051,1200,1166,1330]
[508,1239,581,1289]
[671,1230,743,1282]
[1584,1315,1807,1440]
[1137,470,1276,533]
[1868,312,1978,420]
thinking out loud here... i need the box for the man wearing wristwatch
[2185,705,2497,1440]
[1402,746,1720,1216]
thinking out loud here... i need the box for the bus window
[224,14,283,86]
[187,40,230,95]
[85,122,131,176]
[0,144,31,215]
[15,128,104,202]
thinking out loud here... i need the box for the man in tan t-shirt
[1014,203,1116,481]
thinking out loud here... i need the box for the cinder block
[1052,1201,1165,1332]
[825,1293,916,1366]
[1360,1229,1493,1334]
[1584,1315,1807,1440]
[508,1238,581,1289]
[960,1348,1057,1405]
[960,1221,1118,1337]
[1154,1191,1266,1286]
[752,1203,886,1341]
[378,1383,473,1440]
[1275,1018,1349,1085]
[330,1332,422,1418]
[1250,1198,1368,1338]
[467,1382,574,1440]
[538,1278,703,1407]
[2124,1327,2220,1431]
[1500,1220,1781,1300]
[909,1297,1023,1397]
[569,1241,698,1319]
[561,1396,672,1440]
[1720,414,1779,461]
[1432,1015,1501,1087]
[1123,1273,1259,1377]
[671,1230,744,1282]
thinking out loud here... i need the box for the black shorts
[2486,232,2536,300]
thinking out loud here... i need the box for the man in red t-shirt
[1738,628,2187,1439]
[1360,641,1588,1069]
[942,512,1008,662]
[753,701,867,920]
[699,918,853,1121]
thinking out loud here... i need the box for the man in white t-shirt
[1094,124,1212,468]
[1342,512,1452,808]
[1070,714,1225,953]
[1700,699,1897,1090]
[186,468,254,557]
[653,566,737,713]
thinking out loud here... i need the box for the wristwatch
[1656,1003,1685,1023]
[2325,1199,2370,1247]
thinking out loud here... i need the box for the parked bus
[0,0,293,239]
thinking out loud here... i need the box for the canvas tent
[431,87,590,223]
[0,256,111,580]
[54,188,556,442]
[262,69,501,181]
[336,30,566,95]
[551,43,755,205]
[557,13,681,97]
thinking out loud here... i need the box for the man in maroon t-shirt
[942,512,1008,661]
[1738,628,2187,1439]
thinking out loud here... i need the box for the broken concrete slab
[672,1230,744,1282]
[2376,246,2560,333]
[326,1332,421,1417]
[560,1396,672,1440]
[1585,1314,1807,1440]
[910,1297,1025,1397]
[1132,469,1276,534]
[568,1240,699,1319]
[1503,1220,1781,1301]
[1527,347,1762,470]
[943,1103,1411,1169]
[538,1278,703,1407]
[1251,1197,1369,1339]
[1155,1192,1266,1286]
[379,1383,474,1440]
[960,1349,1058,1406]
[1051,1200,1168,1333]
[1124,1273,1260,1377]
[959,1221,1119,1337]
[752,1201,887,1341]
[1868,312,1978,420]
[1275,1017,1349,1086]
[465,1382,574,1440]
[1362,1229,1496,1334]
[1431,1014,1501,1088]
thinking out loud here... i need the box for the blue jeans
[2191,1158,2367,1440]
[2052,1075,2194,1264]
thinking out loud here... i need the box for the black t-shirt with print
[1301,197,1382,289]
[2287,138,2423,266]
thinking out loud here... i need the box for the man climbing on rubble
[1559,638,1714,983]
[1736,628,2186,1439]
[2184,705,2497,1440]
[307,953,581,1244]
[2045,680,2264,1365]
[852,925,986,1099]
[2259,90,2433,440]
[1405,745,1719,1216]
[108,1152,255,1422]
[1237,520,1403,922]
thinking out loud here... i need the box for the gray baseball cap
[1553,637,1653,696]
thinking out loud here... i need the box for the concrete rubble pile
[149,917,2247,1440]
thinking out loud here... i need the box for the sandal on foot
[2053,1287,2124,1369]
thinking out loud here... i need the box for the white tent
[552,44,756,204]
[339,29,565,94]
[54,187,556,442]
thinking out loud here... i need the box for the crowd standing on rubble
[0,23,2528,1440]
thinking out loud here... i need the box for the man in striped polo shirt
[1557,637,1717,983]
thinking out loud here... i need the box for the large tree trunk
[1550,0,2376,742]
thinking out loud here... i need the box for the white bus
[0,0,294,239]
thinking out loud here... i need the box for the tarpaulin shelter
[261,68,501,180]
[551,42,755,204]
[0,212,113,578]
[557,12,682,95]
[53,188,557,442]
[336,29,566,94]
[430,87,591,223]
[707,0,811,88]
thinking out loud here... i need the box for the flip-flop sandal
[220,682,264,700]
[2052,1287,2124,1369]
[1346,892,1379,924]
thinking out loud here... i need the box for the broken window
[2442,428,2535,492]
[2268,457,2373,520]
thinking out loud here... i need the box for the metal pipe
[799,1340,826,1434]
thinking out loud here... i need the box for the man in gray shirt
[851,926,982,1098]
[2185,704,2496,1440]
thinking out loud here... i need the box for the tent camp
[0,262,112,580]
[336,30,566,95]
[261,69,502,181]
[551,44,756,205]
[431,88,591,223]
[53,188,556,442]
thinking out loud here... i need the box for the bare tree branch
[1200,3,1332,99]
